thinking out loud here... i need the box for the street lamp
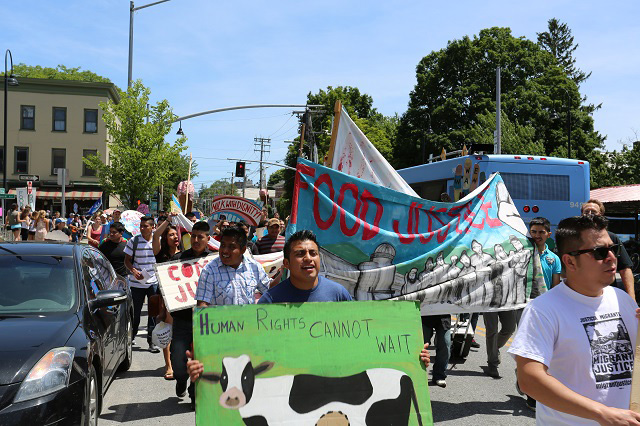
[176,121,184,135]
[128,0,171,89]
[4,49,18,198]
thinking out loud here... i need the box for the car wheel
[118,317,133,372]
[83,365,99,426]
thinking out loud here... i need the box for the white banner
[16,188,36,211]
[156,251,284,312]
[331,106,419,197]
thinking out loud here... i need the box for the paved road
[101,310,536,425]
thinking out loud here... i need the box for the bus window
[500,173,570,201]
[410,179,449,201]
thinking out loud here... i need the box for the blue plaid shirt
[195,255,270,305]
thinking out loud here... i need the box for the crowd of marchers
[5,197,640,424]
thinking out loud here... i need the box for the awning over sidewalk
[590,184,640,215]
[8,189,102,200]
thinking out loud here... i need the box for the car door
[89,248,128,374]
[81,248,118,379]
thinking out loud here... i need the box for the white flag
[331,107,419,197]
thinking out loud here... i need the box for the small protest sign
[156,252,284,312]
[211,195,264,226]
[194,300,431,425]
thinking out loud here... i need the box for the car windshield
[0,255,77,314]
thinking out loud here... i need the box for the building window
[83,149,97,177]
[84,109,98,133]
[52,107,67,132]
[15,147,28,174]
[21,106,35,130]
[51,148,66,175]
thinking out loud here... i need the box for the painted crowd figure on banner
[289,158,545,314]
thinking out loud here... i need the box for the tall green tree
[276,86,398,218]
[83,80,188,209]
[394,26,608,187]
[537,18,591,86]
[7,64,111,83]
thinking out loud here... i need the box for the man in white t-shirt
[508,215,640,424]
[124,215,160,353]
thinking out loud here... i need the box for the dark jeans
[131,284,158,344]
[171,317,195,399]
[422,315,452,381]
[20,228,29,241]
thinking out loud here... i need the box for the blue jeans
[131,284,158,343]
[421,315,451,381]
[171,317,195,399]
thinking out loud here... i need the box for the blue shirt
[539,244,561,290]
[258,276,352,304]
[196,255,270,305]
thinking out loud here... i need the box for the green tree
[199,179,238,199]
[276,86,398,219]
[7,64,111,83]
[83,80,188,209]
[267,168,286,187]
[537,18,591,86]
[394,26,607,187]
[162,154,198,202]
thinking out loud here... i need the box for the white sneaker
[435,379,447,388]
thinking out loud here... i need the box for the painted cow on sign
[201,354,423,426]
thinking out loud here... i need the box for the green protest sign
[194,300,432,425]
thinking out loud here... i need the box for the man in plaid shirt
[196,226,276,307]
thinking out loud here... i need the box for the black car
[0,242,134,425]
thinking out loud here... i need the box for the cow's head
[201,354,274,409]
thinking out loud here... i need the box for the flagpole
[185,153,192,214]
[325,100,342,167]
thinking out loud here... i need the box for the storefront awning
[8,189,102,200]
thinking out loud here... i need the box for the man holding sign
[170,221,212,407]
[188,230,431,381]
[509,215,640,424]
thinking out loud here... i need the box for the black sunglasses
[567,244,620,261]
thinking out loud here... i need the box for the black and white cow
[201,354,423,426]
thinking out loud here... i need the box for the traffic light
[235,161,246,178]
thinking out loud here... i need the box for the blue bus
[397,154,590,233]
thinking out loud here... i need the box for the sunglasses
[567,244,620,261]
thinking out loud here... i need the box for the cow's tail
[408,376,423,426]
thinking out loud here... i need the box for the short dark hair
[111,221,126,234]
[219,214,226,220]
[157,215,168,223]
[140,215,154,225]
[529,217,551,232]
[192,221,210,233]
[556,215,609,258]
[284,230,319,260]
[185,212,196,219]
[221,225,247,247]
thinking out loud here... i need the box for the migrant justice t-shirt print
[581,311,633,388]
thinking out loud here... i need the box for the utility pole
[495,66,501,154]
[227,172,234,195]
[254,137,271,190]
[242,170,247,198]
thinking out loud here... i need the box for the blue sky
[4,0,639,188]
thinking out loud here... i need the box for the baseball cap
[55,218,64,224]
[267,218,280,227]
